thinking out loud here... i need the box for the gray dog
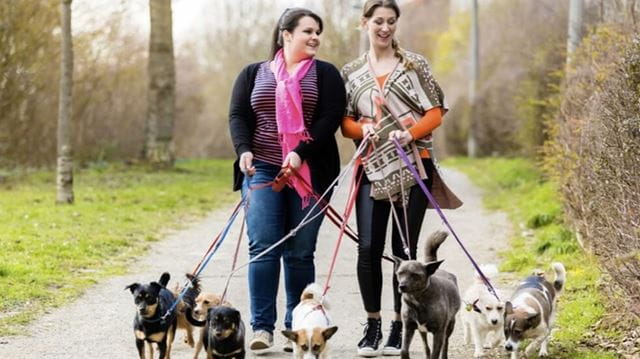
[393,231,461,359]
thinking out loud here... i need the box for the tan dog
[281,283,338,359]
[191,292,229,358]
[170,277,202,349]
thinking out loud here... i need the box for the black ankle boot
[357,317,383,357]
[382,320,403,355]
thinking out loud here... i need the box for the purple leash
[392,139,501,301]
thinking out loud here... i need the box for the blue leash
[160,196,246,321]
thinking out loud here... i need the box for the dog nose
[505,344,513,351]
[491,319,498,325]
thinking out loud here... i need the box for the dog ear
[281,330,298,342]
[424,259,444,276]
[231,308,241,322]
[505,301,513,315]
[391,255,404,268]
[322,326,338,340]
[526,311,540,324]
[125,283,140,294]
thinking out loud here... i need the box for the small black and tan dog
[186,305,246,359]
[126,272,200,359]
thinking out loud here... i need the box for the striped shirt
[250,61,318,166]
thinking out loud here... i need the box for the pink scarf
[273,49,315,207]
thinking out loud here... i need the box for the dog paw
[474,350,484,358]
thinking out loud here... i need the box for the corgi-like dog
[462,264,505,358]
[281,283,338,359]
[504,263,566,358]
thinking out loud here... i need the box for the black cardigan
[228,60,346,194]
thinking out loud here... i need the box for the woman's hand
[388,130,413,146]
[362,123,379,141]
[282,151,302,169]
[239,151,256,176]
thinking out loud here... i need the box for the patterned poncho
[342,50,462,209]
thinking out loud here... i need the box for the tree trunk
[467,0,479,157]
[56,0,74,204]
[145,0,175,168]
[567,0,584,65]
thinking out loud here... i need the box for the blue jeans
[241,160,324,333]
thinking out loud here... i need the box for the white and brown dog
[504,262,566,358]
[281,283,338,359]
[462,264,505,358]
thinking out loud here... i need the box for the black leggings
[355,159,435,314]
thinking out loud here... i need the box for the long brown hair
[270,8,323,59]
[362,0,414,69]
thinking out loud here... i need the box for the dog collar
[211,348,243,357]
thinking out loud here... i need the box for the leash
[220,213,245,304]
[160,197,246,321]
[366,138,414,258]
[391,138,501,301]
[160,182,273,321]
[219,139,371,292]
[321,158,363,296]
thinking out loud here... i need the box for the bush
[548,26,640,318]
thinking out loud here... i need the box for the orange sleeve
[408,107,443,140]
[341,115,363,140]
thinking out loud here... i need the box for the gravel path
[0,168,511,358]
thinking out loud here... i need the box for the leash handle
[391,139,501,301]
[272,167,293,192]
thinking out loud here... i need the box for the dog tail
[159,272,170,287]
[182,274,201,308]
[424,230,448,262]
[300,282,330,309]
[185,307,206,327]
[552,262,566,292]
[474,264,499,283]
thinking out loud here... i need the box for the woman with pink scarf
[228,7,346,354]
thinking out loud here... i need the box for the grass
[0,159,235,335]
[444,157,618,358]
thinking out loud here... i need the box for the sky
[73,0,348,43]
[72,0,437,43]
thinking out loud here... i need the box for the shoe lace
[359,318,381,347]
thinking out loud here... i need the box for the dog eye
[497,306,504,311]
[204,300,210,304]
[301,344,309,351]
[312,344,321,352]
[485,306,492,311]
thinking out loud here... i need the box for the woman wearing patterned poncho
[341,0,462,356]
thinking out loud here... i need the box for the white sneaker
[250,330,273,352]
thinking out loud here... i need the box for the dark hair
[361,0,414,69]
[270,8,323,59]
